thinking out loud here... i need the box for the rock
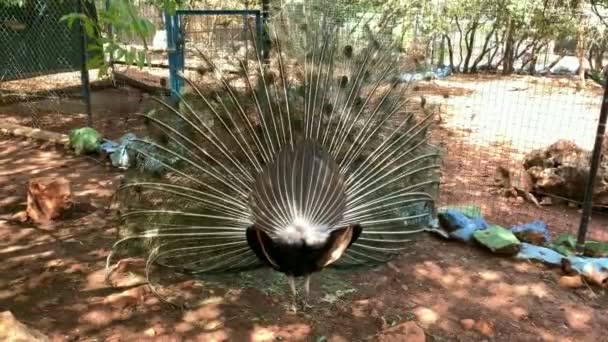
[378,321,425,342]
[558,275,584,289]
[562,256,608,286]
[26,177,73,224]
[0,311,49,342]
[106,258,147,288]
[540,197,553,205]
[523,139,608,206]
[104,286,148,309]
[460,318,475,330]
[474,320,494,337]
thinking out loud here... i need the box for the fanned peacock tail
[107,0,441,300]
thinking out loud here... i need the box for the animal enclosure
[1,1,608,340]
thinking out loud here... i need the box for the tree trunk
[547,53,566,70]
[503,16,514,75]
[444,34,455,70]
[463,20,480,73]
[575,0,586,88]
[455,17,464,72]
[438,35,446,66]
[472,23,498,73]
[594,38,607,71]
[596,48,605,71]
[490,29,505,69]
[528,43,543,75]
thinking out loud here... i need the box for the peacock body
[108,0,441,310]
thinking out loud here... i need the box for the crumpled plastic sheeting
[473,225,521,255]
[399,66,452,82]
[109,133,137,170]
[99,139,119,154]
[565,256,608,286]
[516,243,564,266]
[438,209,488,242]
[511,220,551,245]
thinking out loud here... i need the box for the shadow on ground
[1,134,607,341]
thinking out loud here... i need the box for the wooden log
[112,71,170,96]
[26,177,73,224]
[0,122,69,147]
[0,79,113,106]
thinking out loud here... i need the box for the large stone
[0,311,49,342]
[26,177,72,224]
[523,139,608,205]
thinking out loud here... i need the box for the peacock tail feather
[107,0,441,292]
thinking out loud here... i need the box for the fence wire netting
[0,0,606,243]
[0,0,99,130]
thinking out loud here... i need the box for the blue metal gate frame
[164,9,263,104]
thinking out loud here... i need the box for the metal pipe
[77,0,93,127]
[576,68,608,253]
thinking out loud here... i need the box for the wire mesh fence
[410,7,608,244]
[0,0,606,245]
[0,0,100,130]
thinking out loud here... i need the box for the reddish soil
[1,74,607,341]
[1,130,607,341]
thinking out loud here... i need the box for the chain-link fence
[0,0,99,130]
[404,5,608,246]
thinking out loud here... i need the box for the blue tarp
[516,243,564,266]
[566,256,608,286]
[438,209,488,242]
[511,221,551,245]
[399,66,452,82]
[98,133,137,170]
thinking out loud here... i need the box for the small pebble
[460,318,475,330]
[475,320,494,337]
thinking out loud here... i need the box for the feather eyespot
[343,45,353,59]
[339,75,348,88]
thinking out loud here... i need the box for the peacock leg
[294,275,313,310]
[301,274,313,309]
[287,275,297,313]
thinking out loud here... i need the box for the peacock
[107,0,441,312]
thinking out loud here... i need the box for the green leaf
[86,55,104,69]
[125,48,135,65]
[87,43,102,52]
[114,48,125,61]
[137,51,147,68]
[98,63,109,78]
[83,20,96,38]
[60,13,85,29]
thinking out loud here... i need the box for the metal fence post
[77,0,93,127]
[576,69,608,253]
[165,11,184,106]
[105,0,114,73]
[261,0,270,62]
[255,12,263,60]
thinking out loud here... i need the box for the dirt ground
[1,74,608,341]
